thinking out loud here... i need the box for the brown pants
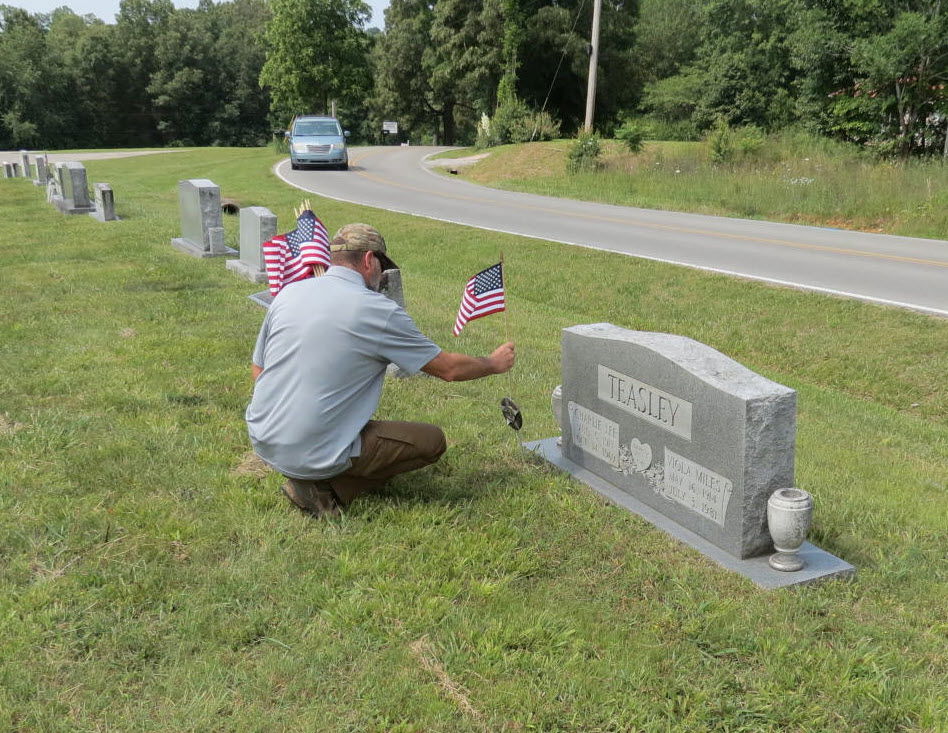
[325,420,446,505]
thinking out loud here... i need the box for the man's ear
[363,251,375,271]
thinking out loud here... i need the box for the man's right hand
[489,341,516,374]
[422,341,517,382]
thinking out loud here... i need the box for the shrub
[639,116,700,142]
[492,98,531,144]
[477,101,562,148]
[527,109,561,142]
[567,130,602,172]
[615,120,645,153]
[475,113,494,149]
[734,125,766,158]
[707,117,734,163]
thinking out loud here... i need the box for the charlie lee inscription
[597,365,692,441]
[662,448,733,526]
[567,402,619,467]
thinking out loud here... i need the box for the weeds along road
[277,145,948,318]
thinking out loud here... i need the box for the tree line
[1,0,945,155]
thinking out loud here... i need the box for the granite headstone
[227,206,274,283]
[170,179,235,258]
[525,323,854,588]
[20,151,30,178]
[89,182,118,222]
[33,155,48,186]
[52,162,95,214]
[2,162,12,178]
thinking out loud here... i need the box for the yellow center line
[348,154,948,270]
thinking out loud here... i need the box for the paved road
[276,145,948,317]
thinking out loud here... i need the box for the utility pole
[583,0,603,132]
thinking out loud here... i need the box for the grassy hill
[437,135,948,241]
[1,148,945,730]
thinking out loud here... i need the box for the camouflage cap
[330,223,397,271]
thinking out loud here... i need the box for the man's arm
[252,364,263,381]
[421,342,515,382]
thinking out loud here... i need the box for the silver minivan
[288,115,349,170]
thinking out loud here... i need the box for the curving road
[276,145,948,317]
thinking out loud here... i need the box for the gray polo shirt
[246,266,441,479]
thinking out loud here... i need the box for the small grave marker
[89,182,118,222]
[227,206,274,283]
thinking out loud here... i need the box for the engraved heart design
[629,438,652,472]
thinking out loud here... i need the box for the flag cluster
[453,262,505,336]
[263,209,331,296]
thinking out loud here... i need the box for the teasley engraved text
[598,365,693,440]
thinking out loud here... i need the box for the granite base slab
[89,211,120,223]
[524,437,855,589]
[248,290,273,308]
[52,197,95,215]
[171,237,236,258]
[226,259,268,283]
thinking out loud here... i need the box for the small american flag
[453,262,505,336]
[263,209,331,296]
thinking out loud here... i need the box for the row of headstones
[3,151,117,222]
[170,178,405,311]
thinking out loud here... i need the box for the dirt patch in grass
[231,450,272,478]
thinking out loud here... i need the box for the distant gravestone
[525,323,854,588]
[171,179,235,258]
[34,156,48,186]
[380,268,405,308]
[20,151,30,178]
[380,269,415,379]
[2,162,12,178]
[89,182,118,222]
[11,163,20,177]
[227,206,273,283]
[51,162,94,214]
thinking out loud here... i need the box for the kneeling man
[246,223,516,517]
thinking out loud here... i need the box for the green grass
[450,135,948,240]
[1,148,946,730]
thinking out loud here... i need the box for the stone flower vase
[767,488,814,572]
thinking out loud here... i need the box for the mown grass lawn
[1,148,946,731]
[441,137,948,241]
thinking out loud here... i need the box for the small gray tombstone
[11,163,20,177]
[2,162,12,178]
[380,269,416,378]
[33,155,48,186]
[89,182,118,222]
[20,151,30,179]
[52,162,95,214]
[525,323,853,588]
[171,179,235,258]
[379,268,405,308]
[227,206,274,283]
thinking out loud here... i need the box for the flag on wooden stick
[453,262,505,336]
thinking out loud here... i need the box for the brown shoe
[282,478,342,518]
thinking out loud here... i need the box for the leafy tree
[850,5,948,154]
[260,0,372,126]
